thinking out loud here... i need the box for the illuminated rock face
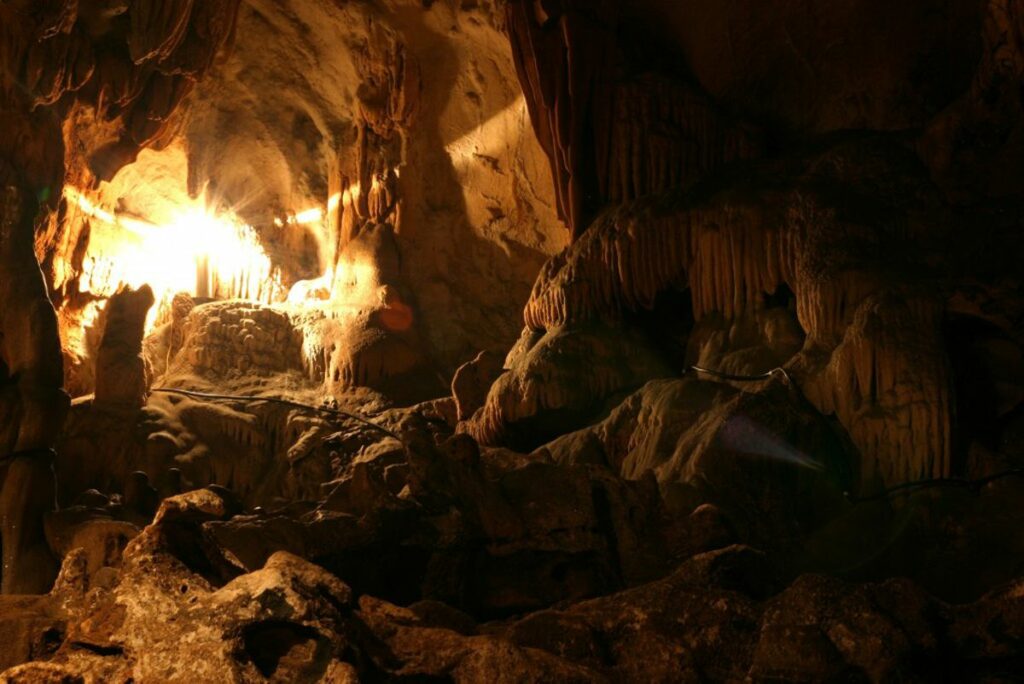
[1,0,1024,680]
[470,140,960,487]
[476,0,1024,493]
[149,0,566,370]
[94,285,155,410]
[172,302,304,379]
[21,0,565,398]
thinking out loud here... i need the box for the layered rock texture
[2,0,1024,682]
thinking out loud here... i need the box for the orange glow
[80,300,106,329]
[286,259,378,310]
[445,95,526,167]
[68,186,283,331]
[61,299,107,361]
[291,207,324,225]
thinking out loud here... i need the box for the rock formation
[0,0,1023,681]
[94,285,154,410]
[0,184,68,594]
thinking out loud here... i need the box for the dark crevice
[70,641,125,657]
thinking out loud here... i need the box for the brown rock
[452,350,505,422]
[0,596,64,673]
[94,285,155,410]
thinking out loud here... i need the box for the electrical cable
[687,364,792,384]
[682,364,1024,502]
[150,387,403,443]
[155,373,1024,504]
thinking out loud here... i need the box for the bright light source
[70,186,283,331]
[292,207,324,225]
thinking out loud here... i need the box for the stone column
[0,185,69,594]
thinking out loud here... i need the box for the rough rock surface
[137,0,567,372]
[0,184,68,594]
[94,285,155,410]
[174,301,304,379]
[2,0,1024,681]
[471,138,997,489]
[4,513,1023,683]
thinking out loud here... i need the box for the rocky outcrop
[472,139,968,488]
[464,322,673,450]
[1,0,1023,680]
[173,302,303,380]
[94,285,154,410]
[0,184,68,594]
[0,595,64,674]
[538,377,852,555]
[451,350,505,422]
[5,517,1023,683]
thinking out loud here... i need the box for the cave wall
[168,0,567,369]
[468,0,1024,491]
[1,0,245,592]
[1,3,1024,678]
[5,0,568,393]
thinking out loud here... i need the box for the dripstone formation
[1,0,1023,682]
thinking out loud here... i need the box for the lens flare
[69,186,283,331]
[717,414,826,471]
[64,179,383,352]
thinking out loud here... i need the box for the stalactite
[500,151,956,485]
[524,197,791,332]
[601,76,759,208]
[127,0,196,66]
[34,0,79,42]
[800,292,953,485]
[2,0,244,308]
[127,73,194,147]
[157,0,241,77]
[24,27,94,106]
[507,2,758,239]
[505,0,620,238]
[327,30,418,273]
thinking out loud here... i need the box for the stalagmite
[94,285,155,410]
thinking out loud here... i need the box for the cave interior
[2,0,1024,681]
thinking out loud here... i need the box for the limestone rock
[464,322,673,450]
[94,285,154,410]
[536,376,855,561]
[0,596,64,674]
[451,350,505,422]
[0,187,67,591]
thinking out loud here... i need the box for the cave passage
[1,0,1023,681]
